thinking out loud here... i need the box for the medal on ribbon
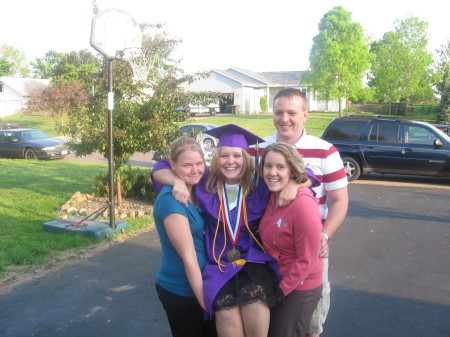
[222,185,243,263]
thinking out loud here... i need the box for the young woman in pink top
[258,142,323,337]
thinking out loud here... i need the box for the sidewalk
[0,229,171,337]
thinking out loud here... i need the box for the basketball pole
[107,58,116,230]
[90,8,143,231]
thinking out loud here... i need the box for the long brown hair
[206,147,254,197]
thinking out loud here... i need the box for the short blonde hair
[258,142,308,184]
[170,136,204,164]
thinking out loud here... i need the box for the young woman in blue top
[153,136,216,337]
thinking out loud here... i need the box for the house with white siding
[0,77,50,117]
[181,67,342,113]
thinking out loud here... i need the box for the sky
[2,0,449,74]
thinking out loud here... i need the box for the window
[0,83,4,92]
[323,121,366,140]
[369,123,400,142]
[404,125,437,145]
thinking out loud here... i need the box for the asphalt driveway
[1,180,449,337]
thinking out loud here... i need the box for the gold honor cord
[212,185,266,272]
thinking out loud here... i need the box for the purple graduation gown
[151,161,279,317]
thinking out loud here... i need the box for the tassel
[232,259,246,268]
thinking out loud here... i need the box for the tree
[56,26,220,207]
[26,79,88,125]
[302,6,371,115]
[0,44,31,77]
[0,58,13,76]
[369,17,434,115]
[432,40,450,123]
[31,50,65,79]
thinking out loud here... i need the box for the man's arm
[323,186,348,238]
[320,186,348,257]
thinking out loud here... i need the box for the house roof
[211,67,304,87]
[0,77,50,97]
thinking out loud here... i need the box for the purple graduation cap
[204,124,265,151]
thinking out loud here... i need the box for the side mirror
[434,139,443,147]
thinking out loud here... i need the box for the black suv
[321,115,450,181]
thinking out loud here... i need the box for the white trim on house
[0,77,50,117]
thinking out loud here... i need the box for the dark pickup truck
[321,115,450,181]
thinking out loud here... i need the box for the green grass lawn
[2,112,62,137]
[0,159,152,276]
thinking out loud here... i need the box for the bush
[93,166,158,203]
[260,96,268,112]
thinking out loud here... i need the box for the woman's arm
[279,194,322,296]
[151,160,190,205]
[164,212,206,311]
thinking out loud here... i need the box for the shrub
[260,96,268,112]
[93,166,157,203]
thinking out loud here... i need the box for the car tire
[24,148,37,160]
[203,138,215,149]
[342,156,361,181]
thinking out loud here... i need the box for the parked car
[0,120,20,130]
[176,103,220,117]
[179,123,218,149]
[0,128,71,160]
[321,115,450,181]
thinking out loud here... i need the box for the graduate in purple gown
[152,124,317,337]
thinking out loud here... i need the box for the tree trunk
[339,98,343,116]
[403,99,407,117]
[388,102,392,115]
[116,170,123,207]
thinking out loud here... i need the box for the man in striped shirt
[250,88,349,337]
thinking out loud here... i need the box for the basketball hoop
[90,8,143,60]
[121,47,160,84]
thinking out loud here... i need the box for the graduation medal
[227,247,242,263]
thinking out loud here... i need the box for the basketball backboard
[90,8,143,60]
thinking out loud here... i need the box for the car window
[368,123,400,143]
[0,132,15,142]
[404,125,437,145]
[192,126,207,132]
[323,121,366,140]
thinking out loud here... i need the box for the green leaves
[306,6,371,114]
[369,16,434,112]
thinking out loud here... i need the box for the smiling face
[273,95,308,145]
[262,150,292,196]
[170,149,205,188]
[218,146,244,184]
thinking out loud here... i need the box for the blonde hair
[170,136,204,164]
[206,147,254,196]
[258,142,308,184]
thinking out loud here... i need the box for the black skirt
[212,262,282,312]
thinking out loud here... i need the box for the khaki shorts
[307,258,330,335]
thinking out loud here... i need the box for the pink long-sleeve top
[259,187,323,296]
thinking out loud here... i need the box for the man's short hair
[273,88,307,110]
